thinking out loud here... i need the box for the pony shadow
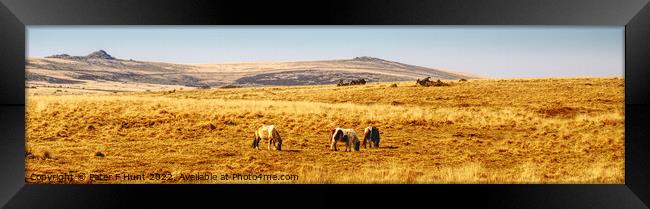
[283,150,302,153]
[378,145,399,149]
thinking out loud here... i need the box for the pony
[329,128,360,152]
[363,126,381,148]
[253,125,282,151]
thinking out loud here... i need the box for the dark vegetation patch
[235,70,409,86]
[95,152,105,157]
[220,85,242,89]
[536,107,586,118]
[416,77,450,87]
[336,78,366,86]
[26,72,84,84]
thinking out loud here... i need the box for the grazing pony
[329,128,360,152]
[253,125,282,151]
[363,126,381,148]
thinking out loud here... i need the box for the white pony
[253,125,282,151]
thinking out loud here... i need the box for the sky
[27,26,623,78]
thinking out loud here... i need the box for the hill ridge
[27,52,479,92]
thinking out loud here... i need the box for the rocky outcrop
[352,56,386,62]
[86,50,115,60]
[44,50,116,60]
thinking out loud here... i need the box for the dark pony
[363,126,380,148]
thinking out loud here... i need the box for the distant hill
[26,50,480,92]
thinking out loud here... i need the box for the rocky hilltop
[86,50,115,59]
[45,50,116,60]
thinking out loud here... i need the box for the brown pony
[253,125,282,151]
[329,128,360,152]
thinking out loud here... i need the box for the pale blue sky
[27,26,623,78]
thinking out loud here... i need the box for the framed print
[1,0,649,208]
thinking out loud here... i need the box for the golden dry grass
[25,77,624,184]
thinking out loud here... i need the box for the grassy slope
[25,78,624,183]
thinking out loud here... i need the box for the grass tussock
[25,78,624,184]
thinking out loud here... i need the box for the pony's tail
[252,132,258,148]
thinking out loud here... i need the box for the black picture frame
[1,0,649,208]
